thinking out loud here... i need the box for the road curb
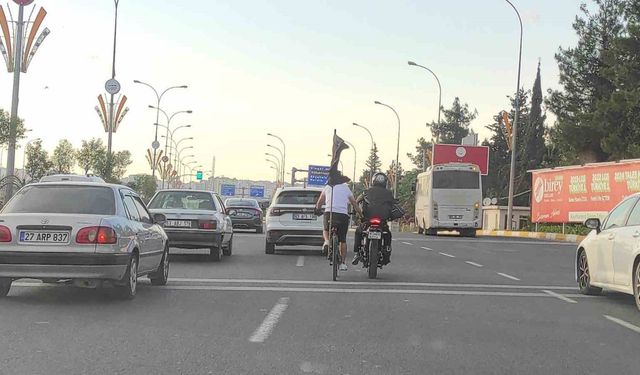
[476,230,585,243]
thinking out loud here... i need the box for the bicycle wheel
[368,239,379,279]
[332,233,339,281]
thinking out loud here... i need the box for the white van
[414,163,482,237]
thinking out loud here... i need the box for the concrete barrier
[476,230,585,243]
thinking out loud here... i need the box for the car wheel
[223,235,233,256]
[0,278,12,297]
[633,260,640,311]
[150,245,169,286]
[577,250,602,295]
[117,255,138,299]
[417,221,424,235]
[265,240,275,254]
[209,237,223,261]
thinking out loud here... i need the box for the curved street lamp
[344,140,357,188]
[267,133,286,185]
[134,80,187,176]
[149,106,192,187]
[265,153,281,178]
[374,101,401,198]
[408,60,442,171]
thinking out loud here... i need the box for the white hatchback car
[265,187,324,254]
[577,193,640,310]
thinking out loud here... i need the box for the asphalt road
[1,232,640,374]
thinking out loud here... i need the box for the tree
[359,143,382,188]
[522,62,547,171]
[76,138,106,174]
[429,97,477,144]
[386,160,405,192]
[24,140,52,181]
[95,150,132,183]
[397,169,419,218]
[547,0,627,163]
[52,139,76,174]
[0,109,27,146]
[406,137,432,171]
[127,174,157,203]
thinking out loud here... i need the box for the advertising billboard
[432,144,489,175]
[531,160,640,223]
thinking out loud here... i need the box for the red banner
[531,160,640,223]
[432,144,489,175]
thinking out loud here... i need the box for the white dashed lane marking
[421,247,432,251]
[296,256,304,267]
[604,315,640,334]
[439,252,456,258]
[497,272,521,281]
[402,242,413,245]
[542,289,577,304]
[249,297,290,343]
[465,261,483,268]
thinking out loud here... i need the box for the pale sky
[0,0,582,182]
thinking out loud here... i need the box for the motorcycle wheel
[368,239,379,279]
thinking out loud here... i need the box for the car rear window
[2,185,116,215]
[226,199,259,208]
[275,190,321,205]
[148,191,217,211]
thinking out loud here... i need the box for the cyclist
[353,172,395,265]
[315,181,363,271]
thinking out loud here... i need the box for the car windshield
[432,170,480,189]
[2,185,115,215]
[275,190,321,205]
[148,191,217,211]
[226,199,258,208]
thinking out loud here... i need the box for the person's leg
[337,214,349,269]
[322,213,330,256]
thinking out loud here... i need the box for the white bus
[414,163,482,237]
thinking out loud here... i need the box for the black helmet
[371,172,388,188]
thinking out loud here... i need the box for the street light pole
[344,140,357,189]
[408,61,442,170]
[505,0,523,231]
[267,133,286,186]
[374,101,401,198]
[133,80,188,177]
[353,122,375,181]
[266,160,280,184]
[150,107,192,188]
[265,153,282,180]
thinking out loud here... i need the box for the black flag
[327,130,351,186]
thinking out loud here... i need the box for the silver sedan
[0,182,169,299]
[148,190,233,261]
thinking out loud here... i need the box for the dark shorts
[323,212,350,243]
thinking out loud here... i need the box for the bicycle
[315,209,342,281]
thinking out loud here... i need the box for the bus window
[433,170,480,189]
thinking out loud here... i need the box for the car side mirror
[584,218,601,233]
[153,213,167,227]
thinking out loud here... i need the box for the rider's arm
[349,195,364,217]
[315,191,326,211]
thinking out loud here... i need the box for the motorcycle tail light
[369,217,382,225]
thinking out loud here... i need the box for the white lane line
[159,285,592,298]
[439,252,456,258]
[465,261,483,268]
[497,272,521,281]
[249,297,290,343]
[14,279,578,290]
[421,247,432,251]
[603,315,640,334]
[392,237,576,246]
[542,289,577,304]
[402,242,413,245]
[296,256,305,267]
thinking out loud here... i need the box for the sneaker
[339,263,348,271]
[352,254,361,266]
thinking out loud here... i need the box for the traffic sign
[105,78,121,95]
[161,156,169,163]
[308,165,330,186]
[151,140,160,150]
[249,185,265,198]
[196,171,203,181]
[221,184,236,196]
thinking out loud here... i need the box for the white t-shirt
[323,183,354,215]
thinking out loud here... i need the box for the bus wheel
[417,224,424,235]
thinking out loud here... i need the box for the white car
[0,182,169,299]
[265,187,324,254]
[577,193,640,310]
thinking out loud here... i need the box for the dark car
[225,198,264,233]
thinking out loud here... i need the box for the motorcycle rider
[353,172,395,266]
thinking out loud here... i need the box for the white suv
[265,186,324,254]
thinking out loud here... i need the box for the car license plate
[19,231,70,244]
[293,213,315,220]
[368,231,382,239]
[449,215,463,220]
[166,220,192,228]
[237,213,251,218]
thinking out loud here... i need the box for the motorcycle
[358,216,391,279]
